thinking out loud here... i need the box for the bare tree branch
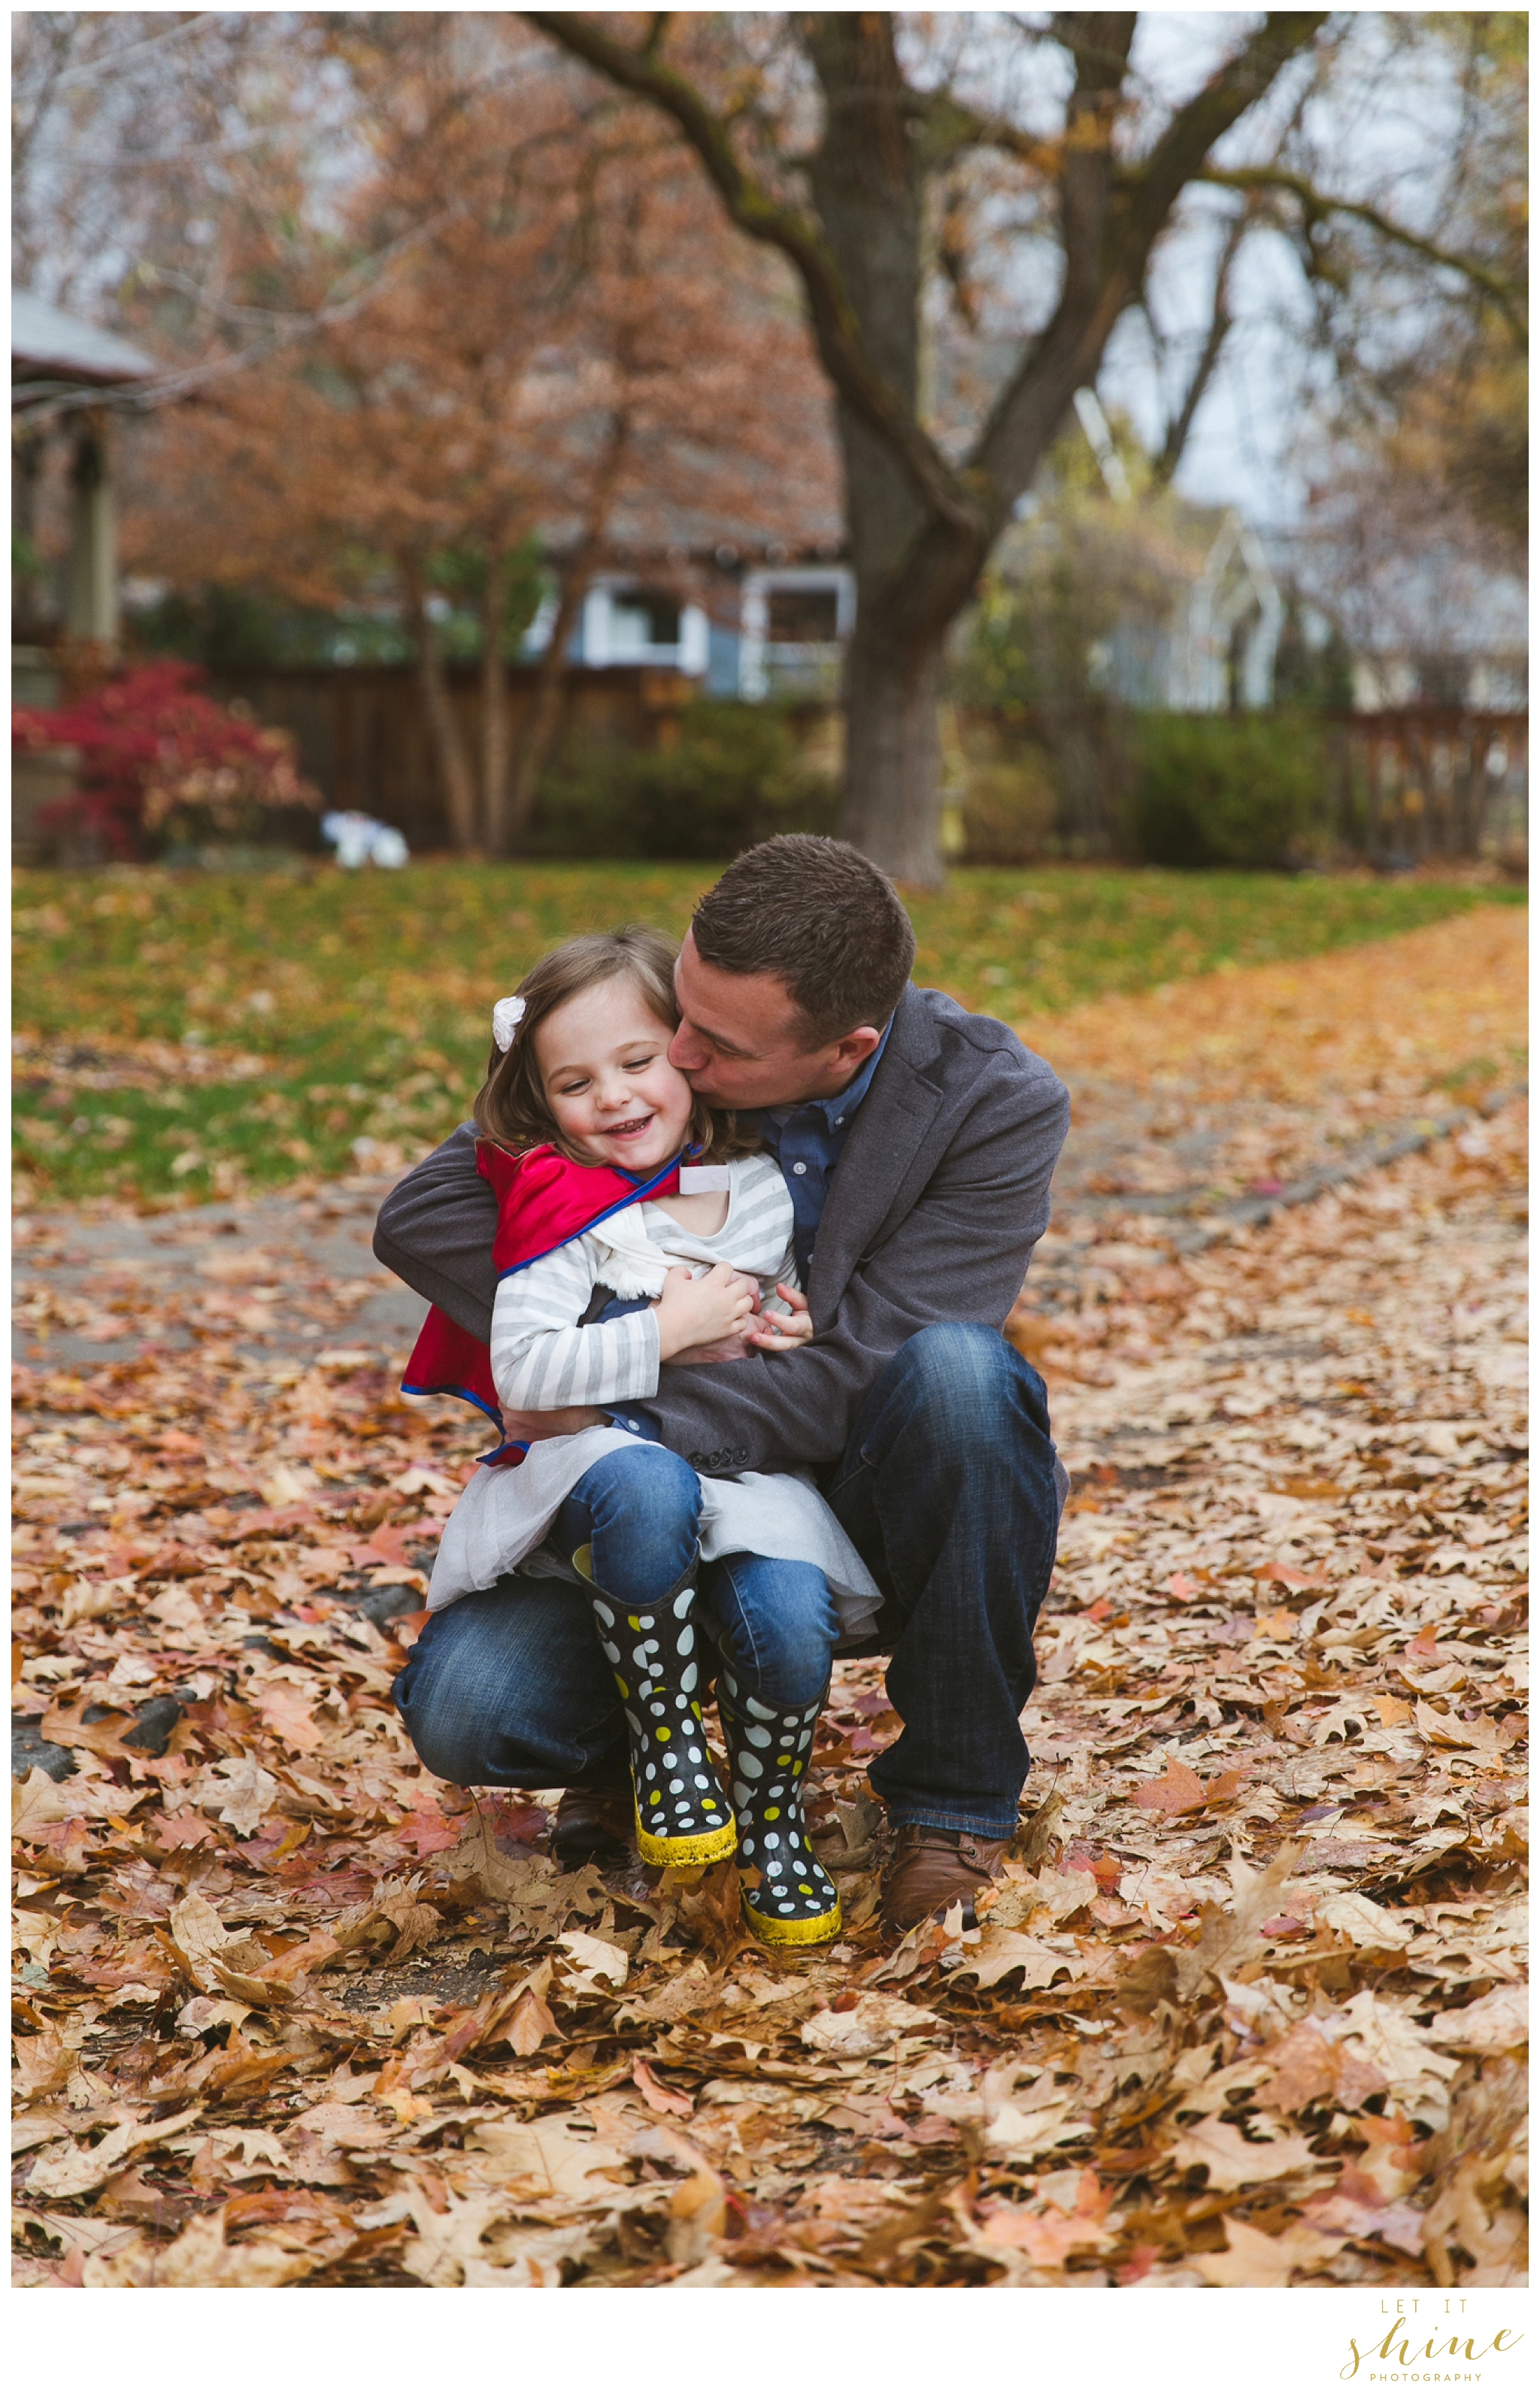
[961,15,1322,570]
[1197,163,1527,335]
[1151,202,1250,486]
[50,10,223,90]
[1119,12,1328,244]
[909,87,1063,178]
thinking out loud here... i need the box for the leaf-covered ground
[14,860,1521,1206]
[13,933,1527,2290]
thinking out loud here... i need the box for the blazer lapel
[807,986,945,1316]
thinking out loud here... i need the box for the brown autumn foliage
[12,929,1526,2289]
[129,17,835,851]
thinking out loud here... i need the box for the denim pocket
[826,1446,875,1501]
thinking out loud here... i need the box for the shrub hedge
[529,700,838,859]
[1124,711,1331,869]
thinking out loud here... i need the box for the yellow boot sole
[744,1894,844,1949]
[635,1810,738,1870]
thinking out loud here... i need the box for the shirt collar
[766,1017,893,1132]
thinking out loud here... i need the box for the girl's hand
[653,1263,758,1361]
[746,1283,814,1353]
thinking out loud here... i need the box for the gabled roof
[11,290,155,388]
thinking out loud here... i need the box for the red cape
[400,1141,681,1460]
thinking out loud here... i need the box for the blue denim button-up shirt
[756,1018,893,1284]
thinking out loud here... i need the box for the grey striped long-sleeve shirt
[489,1156,797,1417]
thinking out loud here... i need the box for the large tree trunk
[479,557,512,853]
[841,624,946,884]
[408,579,477,851]
[808,21,953,886]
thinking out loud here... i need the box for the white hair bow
[492,995,526,1053]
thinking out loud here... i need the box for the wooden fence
[1329,709,1528,868]
[205,660,695,851]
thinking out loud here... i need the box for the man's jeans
[394,1323,1062,1838]
[395,1442,838,1794]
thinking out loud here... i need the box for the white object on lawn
[321,811,409,869]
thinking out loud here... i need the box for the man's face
[670,933,883,1109]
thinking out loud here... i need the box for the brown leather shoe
[550,1782,634,1867]
[881,1824,1008,1933]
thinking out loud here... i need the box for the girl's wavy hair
[473,925,758,1165]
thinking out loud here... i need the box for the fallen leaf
[26,2106,203,2201]
[1316,1891,1414,1950]
[975,2174,1115,2266]
[255,1683,325,1753]
[1303,2166,1429,2257]
[948,1929,1086,1992]
[41,1696,140,1761]
[632,2058,693,2117]
[556,1931,629,1995]
[398,2181,518,2288]
[1171,2117,1319,2191]
[1132,1757,1207,1815]
[189,1757,281,1837]
[13,1767,74,1836]
[168,1892,235,1989]
[801,1994,942,2057]
[468,2112,628,2197]
[1257,2020,1388,2115]
[1195,2216,1344,2286]
[1329,1990,1462,2096]
[1426,1985,1528,2054]
[286,2103,394,2152]
[981,2097,1087,2164]
[1175,1845,1302,1997]
[505,1986,558,2056]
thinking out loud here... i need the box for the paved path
[14,1175,426,1374]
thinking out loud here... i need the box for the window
[609,589,680,648]
[766,585,841,645]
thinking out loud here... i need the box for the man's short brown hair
[690,835,917,1046]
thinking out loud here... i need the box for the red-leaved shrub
[12,662,321,857]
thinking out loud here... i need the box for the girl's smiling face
[533,978,694,1172]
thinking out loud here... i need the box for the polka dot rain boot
[581,1551,737,1870]
[717,1664,842,1948]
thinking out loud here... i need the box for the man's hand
[501,1404,606,1442]
[745,1284,814,1353]
[668,1284,812,1365]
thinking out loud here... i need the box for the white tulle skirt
[428,1425,884,1638]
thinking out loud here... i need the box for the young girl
[418,927,881,1948]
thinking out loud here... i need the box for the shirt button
[792,1161,808,1175]
[833,1117,844,1127]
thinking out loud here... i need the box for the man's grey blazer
[374,984,1070,1479]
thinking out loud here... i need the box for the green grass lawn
[14,861,1526,1209]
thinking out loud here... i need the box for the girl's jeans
[395,1442,837,1794]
